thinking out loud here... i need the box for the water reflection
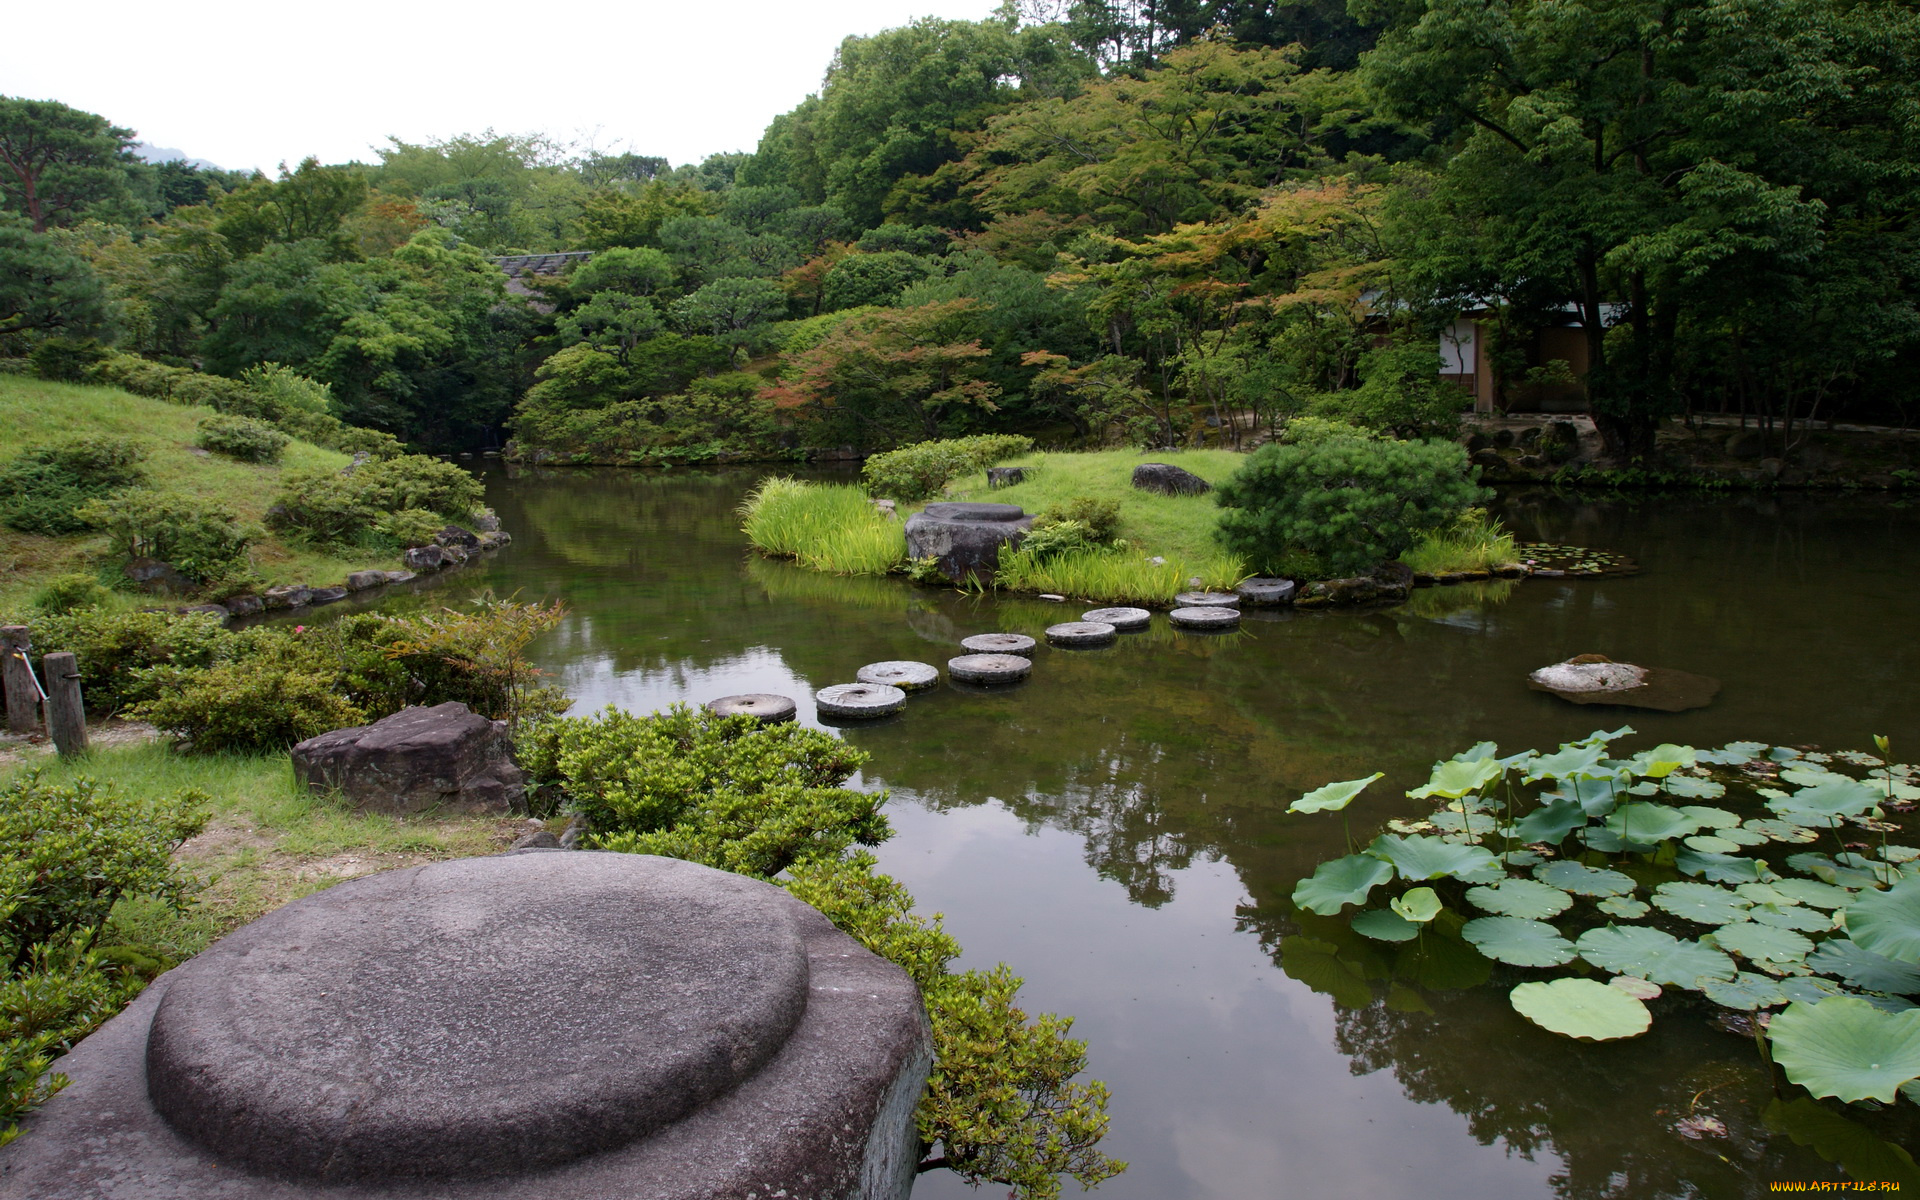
[436,467,1920,1197]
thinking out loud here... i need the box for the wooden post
[43,651,86,758]
[1,626,39,734]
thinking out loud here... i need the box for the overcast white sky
[4,0,1000,173]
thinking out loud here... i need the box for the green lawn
[0,375,403,610]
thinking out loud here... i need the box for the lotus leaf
[1545,775,1626,817]
[1463,917,1578,967]
[1685,835,1741,854]
[1575,926,1736,987]
[1579,826,1631,853]
[1697,741,1767,765]
[1768,997,1920,1103]
[1467,879,1574,920]
[1781,765,1840,786]
[1746,818,1820,843]
[1392,887,1443,924]
[1289,772,1385,814]
[1680,804,1740,827]
[1737,883,1793,905]
[1883,845,1920,864]
[1797,856,1887,889]
[1781,976,1848,1005]
[1806,940,1920,995]
[1710,825,1770,848]
[1352,908,1421,942]
[1367,834,1503,883]
[1773,777,1881,820]
[1510,978,1652,1040]
[1503,849,1545,867]
[1702,971,1789,1009]
[1676,849,1766,883]
[1605,803,1705,844]
[1770,878,1853,909]
[1609,975,1663,1000]
[1431,811,1499,837]
[1627,744,1696,779]
[1652,882,1752,925]
[1280,937,1374,1009]
[1526,744,1607,782]
[1762,1097,1920,1189]
[1577,725,1636,747]
[1452,740,1499,762]
[1747,904,1837,933]
[1384,983,1433,1014]
[1510,799,1587,846]
[1395,931,1494,991]
[1843,879,1920,965]
[1292,854,1396,915]
[1664,776,1728,800]
[1712,921,1815,964]
[1771,747,1803,762]
[1536,860,1638,897]
[1597,896,1651,919]
[1835,853,1904,886]
[1409,757,1503,801]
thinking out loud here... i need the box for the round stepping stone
[1169,606,1240,629]
[1235,578,1297,606]
[947,653,1032,684]
[705,693,797,724]
[1083,606,1152,631]
[856,660,939,691]
[1046,621,1117,647]
[1174,591,1240,607]
[814,683,907,718]
[960,633,1037,657]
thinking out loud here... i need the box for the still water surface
[427,467,1920,1198]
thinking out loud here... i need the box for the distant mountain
[134,142,224,172]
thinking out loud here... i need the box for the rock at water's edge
[904,502,1034,585]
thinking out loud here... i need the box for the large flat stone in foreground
[1,853,931,1200]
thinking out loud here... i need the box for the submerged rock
[1082,607,1151,631]
[815,682,908,718]
[705,693,798,724]
[856,661,939,691]
[1528,654,1721,712]
[1046,621,1117,647]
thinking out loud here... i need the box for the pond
[424,466,1920,1197]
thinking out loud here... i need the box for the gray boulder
[1131,462,1211,496]
[403,544,450,571]
[903,501,1034,584]
[306,586,349,605]
[435,524,481,550]
[220,594,264,617]
[986,467,1026,488]
[344,570,388,591]
[290,701,525,814]
[261,584,311,610]
[124,557,193,596]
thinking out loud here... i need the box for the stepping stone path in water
[815,683,908,718]
[1082,606,1152,632]
[705,694,798,724]
[856,661,939,691]
[1174,591,1241,607]
[960,633,1037,657]
[1235,578,1296,606]
[1046,621,1118,647]
[1169,606,1241,630]
[947,653,1033,684]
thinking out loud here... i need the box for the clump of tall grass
[740,477,905,576]
[994,544,1245,605]
[1400,508,1520,575]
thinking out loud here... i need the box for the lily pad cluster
[1285,731,1920,1108]
[1515,542,1639,576]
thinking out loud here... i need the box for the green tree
[570,180,711,250]
[820,250,939,310]
[0,97,139,232]
[0,220,109,339]
[568,246,675,298]
[214,157,369,259]
[558,292,666,364]
[669,277,790,359]
[770,299,1002,444]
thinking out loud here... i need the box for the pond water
[420,466,1920,1197]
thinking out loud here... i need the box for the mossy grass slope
[0,375,402,609]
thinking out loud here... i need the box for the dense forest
[6,0,1919,461]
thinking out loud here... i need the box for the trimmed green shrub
[195,414,289,464]
[29,338,109,382]
[861,434,1033,501]
[131,653,367,753]
[1019,519,1104,561]
[1214,435,1487,576]
[27,609,234,712]
[265,471,377,545]
[267,455,480,547]
[372,508,443,549]
[28,574,113,615]
[1036,495,1121,544]
[74,489,253,582]
[0,437,147,536]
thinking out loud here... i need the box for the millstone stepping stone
[2,853,931,1199]
[1174,591,1240,607]
[947,653,1032,684]
[705,693,798,723]
[815,683,908,718]
[1046,621,1118,647]
[1169,606,1241,630]
[961,632,1037,657]
[1083,606,1151,631]
[1235,578,1297,606]
[856,660,939,691]
[1527,654,1721,713]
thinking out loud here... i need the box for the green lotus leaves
[1292,853,1396,915]
[1768,997,1920,1103]
[1701,971,1789,1010]
[1676,849,1766,883]
[1510,978,1652,1041]
[1684,835,1742,854]
[1793,854,1885,889]
[1762,1097,1920,1190]
[1627,743,1696,779]
[1652,882,1752,925]
[1843,878,1920,965]
[1463,917,1578,967]
[1884,845,1920,864]
[1772,776,1881,820]
[1280,937,1374,1009]
[1745,818,1821,844]
[1535,860,1637,897]
[1366,834,1503,884]
[1605,803,1705,845]
[1608,975,1663,1001]
[1390,886,1443,925]
[1696,741,1767,765]
[1711,921,1815,964]
[1511,798,1587,845]
[1547,775,1627,817]
[1408,757,1503,801]
[1781,976,1849,1005]
[1466,878,1574,920]
[1663,776,1728,800]
[1525,744,1607,782]
[1289,772,1385,814]
[1806,940,1920,995]
[1431,811,1500,837]
[1352,907,1421,942]
[1680,804,1741,827]
[1597,896,1651,919]
[1709,825,1770,848]
[1746,903,1836,933]
[1575,926,1737,988]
